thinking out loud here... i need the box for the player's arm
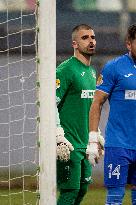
[56,66,74,161]
[89,90,108,132]
[56,104,74,161]
[86,90,108,166]
[87,61,116,166]
[56,64,73,103]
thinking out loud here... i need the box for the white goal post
[38,0,56,204]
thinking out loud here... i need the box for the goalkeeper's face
[72,29,96,56]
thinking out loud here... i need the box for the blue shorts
[104,147,136,187]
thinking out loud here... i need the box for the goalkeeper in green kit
[56,24,104,205]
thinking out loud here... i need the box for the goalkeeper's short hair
[72,24,93,41]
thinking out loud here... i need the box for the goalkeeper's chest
[71,69,96,92]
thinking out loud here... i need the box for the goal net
[0,1,39,204]
[0,0,56,204]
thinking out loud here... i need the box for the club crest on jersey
[56,79,60,89]
[81,90,95,98]
[97,74,103,86]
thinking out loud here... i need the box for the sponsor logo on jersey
[97,74,103,85]
[81,90,95,98]
[124,73,133,78]
[56,79,60,89]
[125,90,136,100]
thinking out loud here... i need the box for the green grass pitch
[81,187,131,205]
[0,187,131,204]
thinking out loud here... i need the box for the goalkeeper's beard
[80,48,96,57]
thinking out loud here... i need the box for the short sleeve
[96,61,116,94]
[56,65,73,101]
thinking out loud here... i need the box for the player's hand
[56,127,74,161]
[86,130,105,166]
[86,132,99,166]
[86,142,99,166]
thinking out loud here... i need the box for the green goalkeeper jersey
[56,56,96,149]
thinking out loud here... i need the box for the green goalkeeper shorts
[57,148,92,189]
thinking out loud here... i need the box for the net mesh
[0,0,39,204]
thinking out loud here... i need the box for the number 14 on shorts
[108,164,121,179]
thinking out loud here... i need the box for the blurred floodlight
[0,0,35,11]
[97,0,122,11]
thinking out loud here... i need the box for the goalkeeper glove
[86,130,105,166]
[56,127,74,161]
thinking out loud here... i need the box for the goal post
[38,0,56,204]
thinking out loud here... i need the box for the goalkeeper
[56,24,104,205]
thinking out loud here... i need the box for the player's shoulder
[106,54,127,67]
[103,54,127,72]
[56,56,75,72]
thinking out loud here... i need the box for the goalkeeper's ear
[72,40,78,49]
